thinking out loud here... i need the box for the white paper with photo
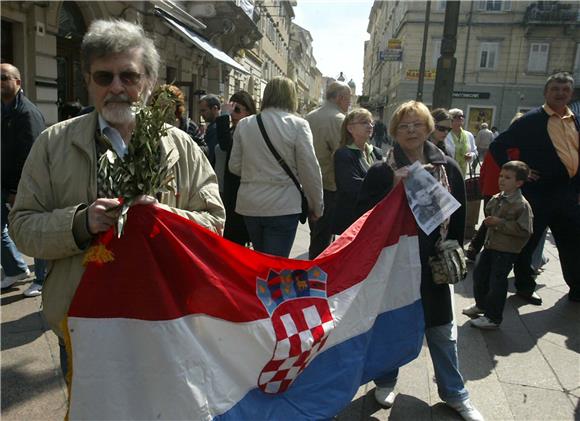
[403,161,461,235]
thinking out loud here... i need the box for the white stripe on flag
[68,236,421,420]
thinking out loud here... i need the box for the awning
[155,8,249,75]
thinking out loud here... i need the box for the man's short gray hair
[544,72,574,92]
[199,94,221,110]
[81,19,159,84]
[326,81,351,101]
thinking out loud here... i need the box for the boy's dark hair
[502,160,529,182]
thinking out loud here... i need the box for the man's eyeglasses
[91,71,143,87]
[453,115,464,120]
[397,122,425,132]
[0,74,15,81]
[435,125,451,133]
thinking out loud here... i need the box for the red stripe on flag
[68,185,416,322]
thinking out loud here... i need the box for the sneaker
[462,304,484,318]
[1,268,31,289]
[516,291,542,306]
[446,399,484,421]
[374,386,396,408]
[23,282,43,297]
[470,316,499,330]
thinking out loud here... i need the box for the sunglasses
[233,106,244,113]
[435,125,451,133]
[91,71,142,87]
[1,74,15,81]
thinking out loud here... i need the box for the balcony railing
[524,3,579,25]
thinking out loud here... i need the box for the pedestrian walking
[1,63,45,295]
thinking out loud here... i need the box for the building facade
[363,0,580,132]
[288,22,322,113]
[1,0,298,126]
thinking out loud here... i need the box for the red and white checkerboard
[258,299,335,394]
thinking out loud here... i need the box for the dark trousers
[308,190,337,259]
[467,195,492,253]
[514,192,580,298]
[473,249,517,324]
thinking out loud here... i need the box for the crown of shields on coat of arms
[256,266,335,394]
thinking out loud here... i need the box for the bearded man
[9,19,225,375]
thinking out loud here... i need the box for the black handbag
[465,158,482,202]
[256,114,309,224]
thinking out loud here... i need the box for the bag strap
[256,114,306,198]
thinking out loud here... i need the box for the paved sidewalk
[2,222,579,420]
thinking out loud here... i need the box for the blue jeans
[473,249,516,324]
[375,322,469,404]
[531,228,547,272]
[34,258,46,285]
[1,190,29,277]
[244,214,299,258]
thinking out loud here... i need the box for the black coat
[356,141,466,328]
[216,114,249,245]
[1,90,45,192]
[332,145,383,235]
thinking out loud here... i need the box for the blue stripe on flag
[214,299,424,421]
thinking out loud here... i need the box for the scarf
[451,129,468,176]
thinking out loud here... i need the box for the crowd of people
[1,17,578,421]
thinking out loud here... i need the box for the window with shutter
[527,42,549,73]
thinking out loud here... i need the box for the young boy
[462,161,533,329]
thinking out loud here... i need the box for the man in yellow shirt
[490,72,579,304]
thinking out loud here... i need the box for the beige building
[288,22,322,114]
[0,1,298,126]
[363,0,580,132]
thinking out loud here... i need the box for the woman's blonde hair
[389,101,434,138]
[261,76,298,113]
[339,108,373,148]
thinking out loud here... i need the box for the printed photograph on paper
[403,161,461,235]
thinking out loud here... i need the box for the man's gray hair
[200,94,221,110]
[544,72,574,91]
[81,19,160,84]
[326,81,351,101]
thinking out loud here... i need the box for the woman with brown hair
[150,84,208,157]
[215,90,257,245]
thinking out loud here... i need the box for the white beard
[101,102,135,125]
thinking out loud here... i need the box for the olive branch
[98,90,179,236]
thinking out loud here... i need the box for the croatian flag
[66,184,424,420]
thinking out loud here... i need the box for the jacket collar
[499,188,523,203]
[71,111,99,159]
[393,139,447,167]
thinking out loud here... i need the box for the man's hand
[7,193,16,208]
[87,198,122,235]
[132,195,158,206]
[483,216,502,227]
[309,211,320,222]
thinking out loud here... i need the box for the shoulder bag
[256,114,309,224]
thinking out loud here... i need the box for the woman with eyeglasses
[429,108,453,156]
[215,90,256,245]
[356,101,483,421]
[332,108,383,236]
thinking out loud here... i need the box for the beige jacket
[484,189,533,253]
[305,101,345,191]
[229,108,323,218]
[9,112,225,337]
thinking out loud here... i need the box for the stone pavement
[2,222,579,420]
